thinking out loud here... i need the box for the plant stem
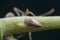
[0,16,60,36]
[7,35,17,40]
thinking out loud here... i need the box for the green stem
[0,16,60,36]
[7,35,17,40]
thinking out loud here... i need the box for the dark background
[0,0,60,40]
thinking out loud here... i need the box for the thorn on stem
[24,18,42,28]
[5,12,15,18]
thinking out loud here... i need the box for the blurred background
[0,0,60,40]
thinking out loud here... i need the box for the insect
[4,7,55,40]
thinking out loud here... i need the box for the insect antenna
[40,8,55,16]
